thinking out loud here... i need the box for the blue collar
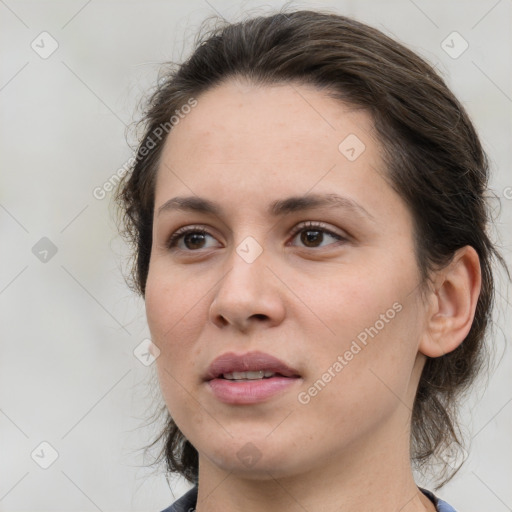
[161,485,458,512]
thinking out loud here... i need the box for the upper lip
[204,351,301,381]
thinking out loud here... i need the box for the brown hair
[116,8,508,487]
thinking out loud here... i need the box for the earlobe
[419,246,482,358]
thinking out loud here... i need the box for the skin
[145,79,481,512]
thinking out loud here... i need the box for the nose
[208,248,286,333]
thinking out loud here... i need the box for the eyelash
[166,221,347,251]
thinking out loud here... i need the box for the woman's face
[145,80,430,479]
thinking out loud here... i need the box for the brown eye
[167,227,220,251]
[183,232,207,250]
[290,222,346,249]
[300,229,325,247]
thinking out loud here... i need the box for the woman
[116,9,507,512]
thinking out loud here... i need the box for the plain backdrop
[1,1,511,511]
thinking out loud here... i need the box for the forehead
[161,79,377,168]
[157,80,382,195]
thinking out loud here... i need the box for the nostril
[217,315,229,327]
[251,314,268,321]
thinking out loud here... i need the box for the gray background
[0,0,510,511]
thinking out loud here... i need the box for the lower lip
[207,376,300,404]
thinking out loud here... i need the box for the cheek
[296,261,410,347]
[299,306,422,449]
[145,266,206,379]
[309,259,423,399]
[146,263,201,340]
[145,272,207,421]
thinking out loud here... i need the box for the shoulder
[160,485,198,512]
[421,487,460,512]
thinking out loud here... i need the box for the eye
[166,222,347,252]
[288,221,347,248]
[166,226,221,251]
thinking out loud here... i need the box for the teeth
[222,370,276,380]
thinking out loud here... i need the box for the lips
[204,351,302,405]
[204,351,301,381]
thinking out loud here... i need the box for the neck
[195,419,435,512]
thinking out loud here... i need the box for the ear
[420,246,482,358]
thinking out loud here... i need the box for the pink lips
[204,351,301,405]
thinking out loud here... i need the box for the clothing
[161,485,197,512]
[160,485,458,512]
[421,488,459,512]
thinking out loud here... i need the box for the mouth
[204,351,302,404]
[220,370,289,381]
[204,350,301,381]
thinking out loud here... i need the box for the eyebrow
[157,193,375,222]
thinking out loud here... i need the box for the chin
[202,437,306,480]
